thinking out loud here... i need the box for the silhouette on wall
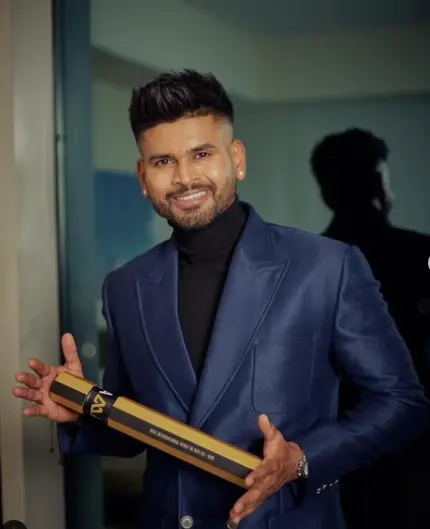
[311,128,430,529]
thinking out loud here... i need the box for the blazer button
[180,515,194,529]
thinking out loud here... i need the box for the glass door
[53,1,104,528]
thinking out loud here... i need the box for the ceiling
[181,0,430,36]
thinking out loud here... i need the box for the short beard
[167,202,219,230]
[151,186,237,230]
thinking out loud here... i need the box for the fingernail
[226,519,238,529]
[64,333,75,344]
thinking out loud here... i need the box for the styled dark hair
[310,128,389,211]
[129,69,234,141]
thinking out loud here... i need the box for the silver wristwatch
[297,452,309,480]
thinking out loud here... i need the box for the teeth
[177,191,206,201]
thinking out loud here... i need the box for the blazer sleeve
[58,274,146,458]
[294,245,430,494]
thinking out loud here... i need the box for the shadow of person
[311,128,430,529]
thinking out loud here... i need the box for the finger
[23,404,49,418]
[267,474,288,496]
[61,333,81,370]
[256,467,286,497]
[232,497,265,526]
[15,372,42,390]
[230,487,266,525]
[248,470,281,497]
[244,457,277,488]
[28,357,51,378]
[258,414,277,443]
[13,387,43,403]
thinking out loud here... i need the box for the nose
[173,159,196,187]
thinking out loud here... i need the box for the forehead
[139,115,231,155]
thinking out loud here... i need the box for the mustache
[167,184,215,200]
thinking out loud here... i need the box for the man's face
[136,114,246,229]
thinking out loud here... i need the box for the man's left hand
[228,414,304,526]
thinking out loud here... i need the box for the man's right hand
[12,333,83,423]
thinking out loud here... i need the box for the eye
[195,151,211,160]
[154,158,171,167]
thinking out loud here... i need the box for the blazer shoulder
[268,222,350,262]
[388,225,430,253]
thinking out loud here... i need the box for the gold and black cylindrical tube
[50,372,261,488]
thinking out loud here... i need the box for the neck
[172,198,247,265]
[329,204,390,234]
[334,203,389,222]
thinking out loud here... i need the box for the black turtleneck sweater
[172,199,247,379]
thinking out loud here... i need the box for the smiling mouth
[175,190,207,201]
[169,189,211,210]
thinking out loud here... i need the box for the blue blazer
[61,204,428,529]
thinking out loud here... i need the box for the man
[311,128,430,528]
[13,71,428,529]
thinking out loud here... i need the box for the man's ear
[231,139,246,181]
[136,159,147,197]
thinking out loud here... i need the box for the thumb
[61,333,81,371]
[259,414,277,442]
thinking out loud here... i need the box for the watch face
[298,456,308,479]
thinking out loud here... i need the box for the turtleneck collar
[172,197,247,265]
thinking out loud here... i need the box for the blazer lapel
[135,241,197,413]
[189,208,290,429]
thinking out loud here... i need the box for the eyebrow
[190,143,217,153]
[148,143,217,163]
